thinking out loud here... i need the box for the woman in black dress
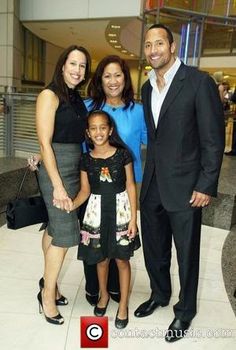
[36,45,90,325]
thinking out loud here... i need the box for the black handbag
[6,168,48,229]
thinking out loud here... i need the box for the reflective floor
[0,219,235,350]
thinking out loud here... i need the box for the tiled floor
[0,219,235,350]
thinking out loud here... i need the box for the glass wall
[143,0,236,59]
[145,0,236,17]
[22,28,45,84]
[202,23,236,56]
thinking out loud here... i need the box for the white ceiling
[22,17,143,67]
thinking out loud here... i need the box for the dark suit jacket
[140,62,225,211]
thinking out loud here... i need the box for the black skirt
[38,143,81,247]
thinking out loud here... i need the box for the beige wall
[20,0,142,21]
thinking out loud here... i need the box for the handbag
[6,168,48,229]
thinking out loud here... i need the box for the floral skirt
[78,190,141,264]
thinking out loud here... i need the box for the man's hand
[189,191,211,207]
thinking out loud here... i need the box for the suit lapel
[145,82,156,131]
[158,63,186,125]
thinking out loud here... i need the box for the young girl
[68,109,140,329]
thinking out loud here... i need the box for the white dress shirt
[148,57,181,127]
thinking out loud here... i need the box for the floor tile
[0,221,235,350]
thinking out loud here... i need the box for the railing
[0,92,39,157]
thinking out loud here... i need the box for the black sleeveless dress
[38,84,87,247]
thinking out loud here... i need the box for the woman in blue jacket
[83,55,147,306]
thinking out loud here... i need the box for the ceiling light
[130,54,135,57]
[110,40,117,43]
[121,50,127,53]
[108,33,117,37]
[114,45,122,48]
[111,25,121,29]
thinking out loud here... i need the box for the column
[0,0,22,91]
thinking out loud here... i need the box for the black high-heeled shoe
[94,297,110,317]
[37,291,64,325]
[115,307,129,329]
[39,277,68,306]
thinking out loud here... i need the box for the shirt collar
[148,57,181,86]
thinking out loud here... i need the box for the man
[134,24,225,342]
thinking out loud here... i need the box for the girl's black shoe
[109,291,121,303]
[37,291,64,325]
[86,293,99,306]
[115,308,128,329]
[39,277,68,306]
[94,297,110,317]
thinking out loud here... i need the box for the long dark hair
[52,45,91,102]
[85,110,129,151]
[87,55,134,110]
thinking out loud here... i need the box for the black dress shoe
[109,291,121,303]
[234,289,236,298]
[115,308,128,329]
[86,293,99,306]
[94,297,110,317]
[134,298,168,318]
[165,318,191,342]
[224,151,236,156]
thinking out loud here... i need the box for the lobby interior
[0,1,236,349]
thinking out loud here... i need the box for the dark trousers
[83,259,120,295]
[140,175,202,322]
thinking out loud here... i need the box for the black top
[46,83,88,143]
[80,148,133,194]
